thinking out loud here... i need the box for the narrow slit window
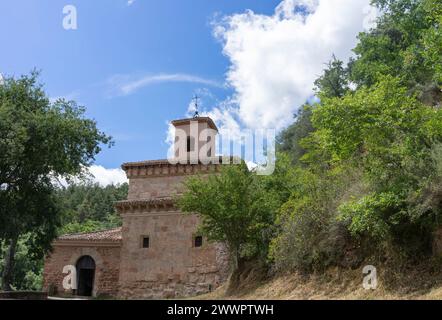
[187,137,192,152]
[194,236,203,248]
[142,236,150,248]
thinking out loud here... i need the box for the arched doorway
[76,255,96,297]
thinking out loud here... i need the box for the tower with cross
[192,94,200,118]
[43,104,229,300]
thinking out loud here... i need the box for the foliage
[306,76,442,259]
[420,0,442,85]
[312,76,442,189]
[0,182,127,291]
[56,182,128,229]
[273,0,442,271]
[276,105,314,164]
[178,161,292,269]
[277,55,351,165]
[269,162,361,271]
[0,236,44,291]
[0,71,112,290]
[350,0,441,104]
[314,55,349,98]
[58,218,120,236]
[338,192,404,241]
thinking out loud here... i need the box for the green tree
[311,76,442,255]
[314,55,349,98]
[420,0,442,86]
[272,0,442,272]
[0,72,112,291]
[178,163,280,270]
[0,235,45,291]
[56,182,128,227]
[0,182,127,291]
[350,0,441,104]
[276,105,315,164]
[312,76,442,190]
[277,55,349,164]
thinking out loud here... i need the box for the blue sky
[0,0,279,167]
[0,0,375,184]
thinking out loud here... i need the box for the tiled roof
[171,117,218,131]
[122,156,241,170]
[122,159,171,168]
[57,227,122,242]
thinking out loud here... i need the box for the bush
[269,165,361,272]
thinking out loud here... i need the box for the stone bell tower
[171,117,218,163]
[114,115,229,299]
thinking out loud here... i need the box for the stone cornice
[121,156,240,178]
[53,240,121,248]
[171,117,218,131]
[114,198,177,214]
[122,162,220,179]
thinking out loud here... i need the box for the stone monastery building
[43,116,230,299]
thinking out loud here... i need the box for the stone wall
[118,161,230,299]
[43,244,121,297]
[118,211,230,299]
[127,175,186,200]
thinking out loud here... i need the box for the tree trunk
[226,244,241,295]
[230,245,240,272]
[1,235,18,292]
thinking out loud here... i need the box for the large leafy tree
[0,72,112,290]
[276,105,315,164]
[178,162,289,270]
[350,0,441,104]
[310,76,442,254]
[0,182,128,291]
[277,54,351,165]
[273,0,442,270]
[57,183,128,225]
[314,55,349,99]
[56,182,128,235]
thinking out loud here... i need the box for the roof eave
[53,239,122,247]
[171,117,218,132]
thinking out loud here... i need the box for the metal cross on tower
[192,94,200,118]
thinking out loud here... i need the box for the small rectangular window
[142,237,150,248]
[194,236,203,248]
[187,137,192,152]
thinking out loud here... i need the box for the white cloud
[88,165,128,186]
[107,73,223,97]
[212,0,376,131]
[163,0,379,164]
[205,101,243,142]
[52,165,128,188]
[127,0,135,6]
[0,73,4,85]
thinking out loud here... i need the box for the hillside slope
[199,265,442,300]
